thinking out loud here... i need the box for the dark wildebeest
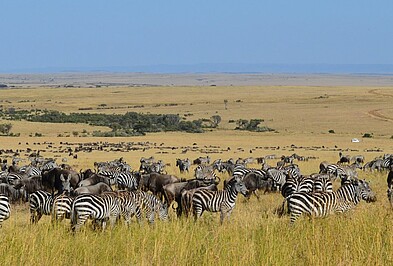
[41,168,74,195]
[0,183,27,203]
[78,173,111,187]
[163,178,218,207]
[140,173,180,201]
[13,175,43,195]
[225,172,273,201]
[176,158,191,173]
[338,152,351,164]
[72,182,113,196]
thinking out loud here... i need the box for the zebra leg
[253,190,260,201]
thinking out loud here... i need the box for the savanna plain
[0,77,393,265]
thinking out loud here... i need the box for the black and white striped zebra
[52,194,73,222]
[232,165,266,180]
[266,168,287,190]
[280,179,376,224]
[312,174,333,193]
[29,190,53,223]
[192,177,248,224]
[114,190,168,225]
[98,170,138,190]
[281,175,314,198]
[19,165,41,177]
[0,195,11,227]
[70,193,120,232]
[383,156,393,170]
[194,165,220,183]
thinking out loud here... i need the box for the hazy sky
[1,1,392,72]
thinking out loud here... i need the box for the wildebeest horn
[215,175,221,183]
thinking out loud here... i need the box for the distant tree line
[0,108,274,135]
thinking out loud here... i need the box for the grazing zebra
[192,177,248,224]
[115,190,168,225]
[5,172,27,185]
[98,170,139,190]
[52,194,73,222]
[0,195,11,227]
[281,175,314,198]
[280,179,376,224]
[71,193,120,232]
[29,190,53,223]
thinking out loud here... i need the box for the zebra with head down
[279,179,376,224]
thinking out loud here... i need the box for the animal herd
[0,152,392,231]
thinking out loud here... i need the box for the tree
[0,123,12,135]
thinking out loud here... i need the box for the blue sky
[1,1,392,73]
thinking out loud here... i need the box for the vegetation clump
[235,119,274,132]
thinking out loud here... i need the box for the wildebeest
[0,183,27,203]
[41,168,73,195]
[140,173,180,200]
[176,158,191,173]
[42,167,80,195]
[163,178,218,207]
[72,182,113,196]
[78,173,111,187]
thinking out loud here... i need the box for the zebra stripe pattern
[52,194,73,222]
[282,179,375,224]
[71,193,120,232]
[0,195,11,227]
[281,175,314,198]
[98,170,138,189]
[192,177,248,224]
[29,190,53,223]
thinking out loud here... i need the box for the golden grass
[0,85,393,265]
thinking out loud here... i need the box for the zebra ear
[68,174,72,179]
[60,174,65,181]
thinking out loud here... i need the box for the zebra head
[354,179,376,203]
[233,177,248,197]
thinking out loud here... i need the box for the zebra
[279,179,376,224]
[98,170,138,190]
[281,175,314,198]
[5,172,28,185]
[52,194,73,222]
[70,193,120,232]
[192,177,248,224]
[266,168,287,190]
[0,195,11,227]
[311,174,333,193]
[112,190,168,225]
[40,160,58,172]
[383,156,393,170]
[194,165,220,183]
[19,165,41,177]
[29,190,53,223]
[232,164,266,180]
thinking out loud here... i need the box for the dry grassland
[0,84,393,265]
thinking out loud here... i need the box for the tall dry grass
[0,85,392,265]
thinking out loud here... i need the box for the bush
[328,129,335,134]
[362,133,373,138]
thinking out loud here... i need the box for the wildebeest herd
[0,151,392,231]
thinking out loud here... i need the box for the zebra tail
[276,196,291,217]
[70,201,77,230]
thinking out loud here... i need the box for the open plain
[0,73,392,265]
